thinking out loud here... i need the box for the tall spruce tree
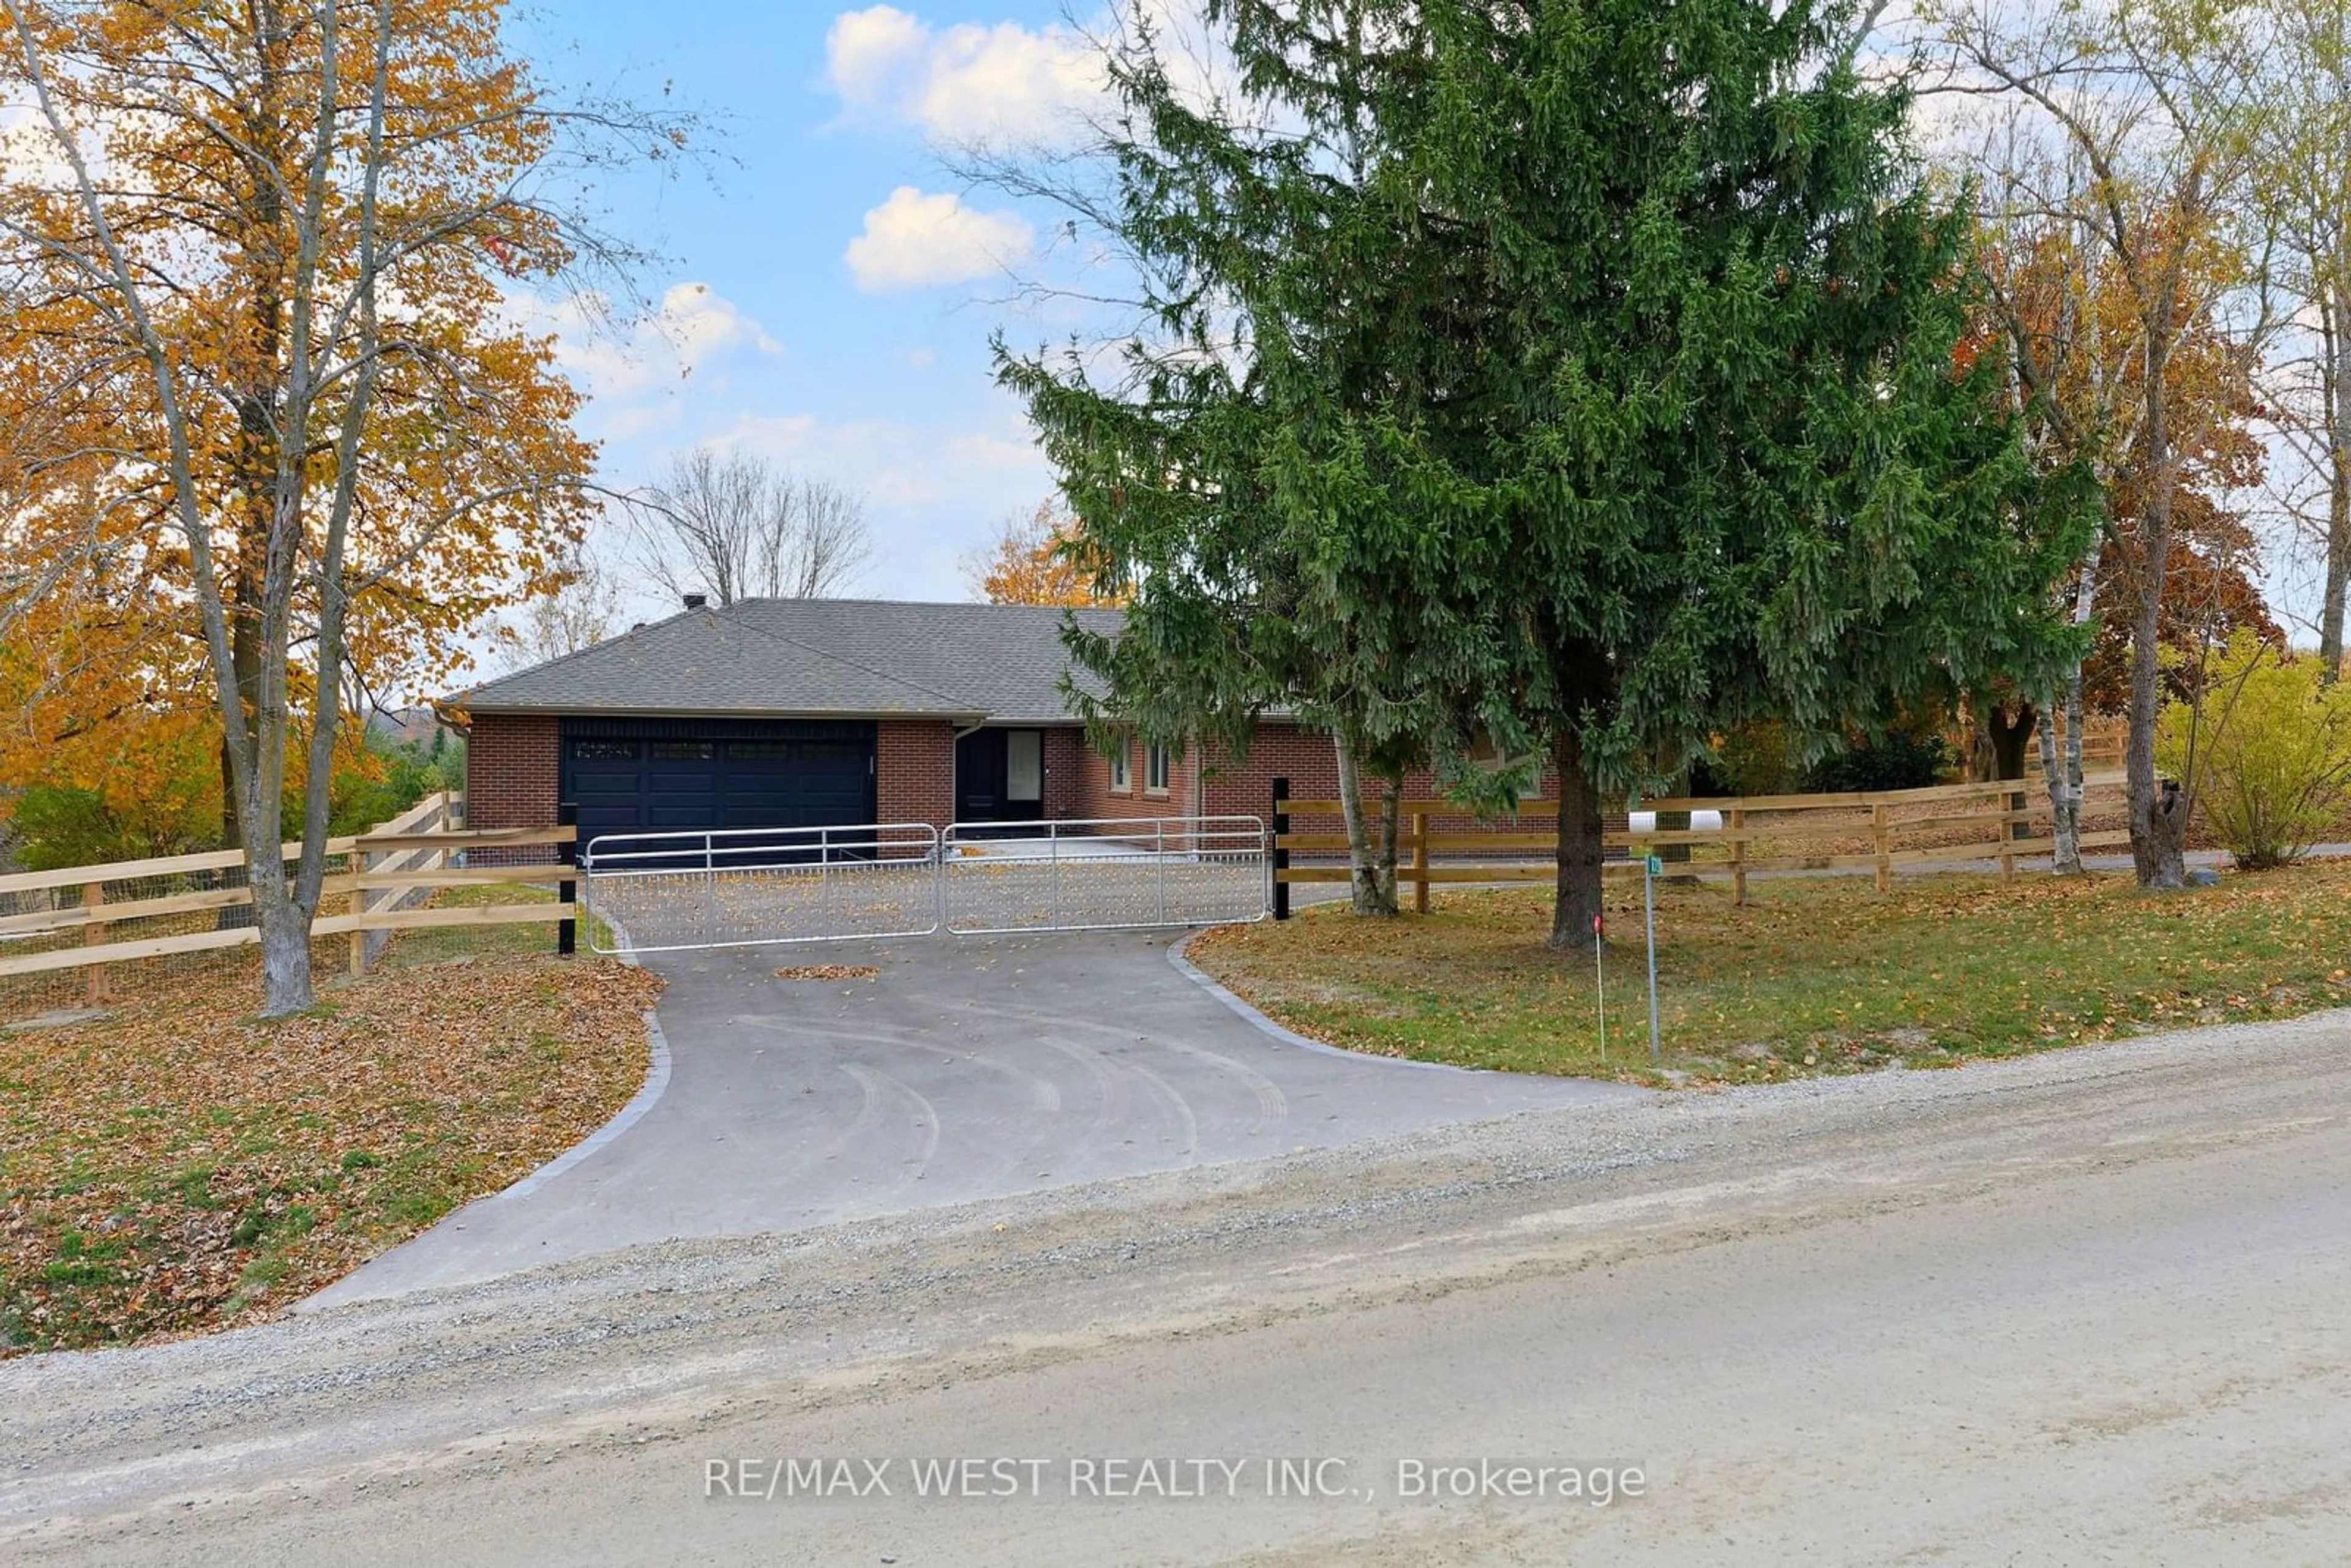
[1399,0,2091,943]
[1002,0,2088,945]
[1001,1,1499,915]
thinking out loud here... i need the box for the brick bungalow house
[454,596,1548,852]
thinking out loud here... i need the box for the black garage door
[560,718,876,847]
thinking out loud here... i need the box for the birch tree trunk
[2064,674,2089,866]
[1333,733,1398,915]
[2039,546,2100,873]
[2128,329,2189,890]
[2323,285,2351,681]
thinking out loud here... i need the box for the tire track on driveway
[312,931,1632,1301]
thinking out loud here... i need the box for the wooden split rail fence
[1271,771,2132,913]
[0,792,577,1002]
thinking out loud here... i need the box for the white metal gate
[942,816,1267,935]
[580,823,942,955]
[580,816,1265,954]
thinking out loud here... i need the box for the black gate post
[557,800,579,956]
[1270,777,1291,921]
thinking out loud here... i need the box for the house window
[1006,729,1043,803]
[1109,744,1131,793]
[1146,742,1171,795]
[570,739,637,760]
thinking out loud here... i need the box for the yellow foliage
[2159,632,2351,869]
[962,501,1128,607]
[0,0,596,834]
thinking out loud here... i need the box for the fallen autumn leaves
[2,954,664,1357]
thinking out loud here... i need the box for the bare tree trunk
[255,885,313,1015]
[1987,699,2036,843]
[1375,778,1400,910]
[2064,676,2087,848]
[1333,733,1395,915]
[2035,691,2066,865]
[219,10,291,858]
[2040,539,2101,873]
[2129,334,2189,889]
[2037,673,2093,873]
[1547,726,1605,950]
[222,583,263,855]
[1988,702,2035,782]
[2323,289,2351,683]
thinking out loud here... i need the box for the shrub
[2159,632,2351,870]
[1803,730,1953,793]
[1692,721,1802,797]
[4,784,209,870]
[321,729,460,836]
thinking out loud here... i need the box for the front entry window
[1006,729,1043,803]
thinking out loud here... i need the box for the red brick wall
[465,712,558,829]
[470,712,1603,862]
[875,719,955,854]
[1194,721,1592,830]
[1041,726,1086,819]
[1069,731,1205,823]
[1072,730,1132,822]
[1059,719,1618,838]
[1198,723,1346,822]
[465,712,560,865]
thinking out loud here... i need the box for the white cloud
[825,6,934,110]
[722,409,1048,509]
[509,280,784,437]
[844,186,1033,292]
[824,4,1105,144]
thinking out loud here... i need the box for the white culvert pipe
[1629,809,1724,834]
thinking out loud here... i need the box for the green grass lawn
[1190,863,2351,1086]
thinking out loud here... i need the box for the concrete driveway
[314,929,1640,1305]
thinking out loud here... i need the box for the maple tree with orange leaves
[0,0,687,1011]
[1971,190,2271,871]
[1943,0,2278,891]
[961,500,1129,607]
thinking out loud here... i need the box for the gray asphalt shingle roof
[457,598,1123,724]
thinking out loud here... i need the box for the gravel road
[5,1008,2348,1565]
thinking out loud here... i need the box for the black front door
[955,728,1043,823]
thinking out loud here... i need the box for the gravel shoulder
[4,1005,2348,1564]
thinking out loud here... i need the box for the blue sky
[513,1,1111,611]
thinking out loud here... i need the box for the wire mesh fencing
[0,847,361,1019]
[0,793,577,1023]
[578,817,1270,953]
[941,817,1268,936]
[580,825,945,955]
